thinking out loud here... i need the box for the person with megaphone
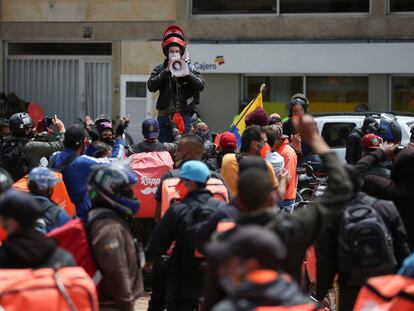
[148,25,205,143]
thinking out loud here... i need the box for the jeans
[158,113,192,143]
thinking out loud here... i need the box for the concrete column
[369,75,389,112]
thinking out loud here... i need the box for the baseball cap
[142,119,160,139]
[219,132,237,150]
[206,226,287,268]
[0,189,42,228]
[28,167,60,191]
[361,134,383,150]
[179,160,210,184]
[64,124,87,149]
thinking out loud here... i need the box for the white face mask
[168,52,181,60]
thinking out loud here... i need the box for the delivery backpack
[161,176,229,217]
[0,137,28,181]
[353,274,414,311]
[338,194,397,285]
[129,151,173,218]
[0,267,98,311]
[47,219,102,285]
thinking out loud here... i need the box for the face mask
[260,143,271,159]
[195,129,208,141]
[219,275,235,295]
[101,136,115,146]
[168,52,181,60]
[0,225,8,243]
[175,181,189,200]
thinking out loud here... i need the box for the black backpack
[0,137,28,181]
[338,194,397,286]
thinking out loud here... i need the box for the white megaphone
[170,57,189,78]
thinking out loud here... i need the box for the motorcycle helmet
[163,24,185,42]
[89,161,140,216]
[8,112,33,136]
[94,116,113,133]
[377,113,402,144]
[287,93,309,117]
[162,36,187,57]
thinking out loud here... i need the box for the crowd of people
[0,24,414,311]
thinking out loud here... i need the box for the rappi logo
[139,176,161,195]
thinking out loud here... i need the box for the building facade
[1,0,414,137]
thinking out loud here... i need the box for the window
[280,0,369,14]
[244,76,303,117]
[389,0,414,12]
[192,0,369,15]
[321,122,356,148]
[192,0,276,15]
[391,77,414,112]
[306,76,369,113]
[126,82,146,98]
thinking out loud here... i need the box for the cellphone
[42,117,54,128]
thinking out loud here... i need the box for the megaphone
[170,58,189,78]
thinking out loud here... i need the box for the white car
[314,113,414,164]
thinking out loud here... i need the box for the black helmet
[287,93,309,117]
[0,168,13,194]
[89,161,140,216]
[9,112,33,136]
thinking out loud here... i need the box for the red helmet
[162,36,187,56]
[163,24,185,41]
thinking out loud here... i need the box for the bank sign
[193,55,225,72]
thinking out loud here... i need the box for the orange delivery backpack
[353,274,414,311]
[0,267,98,311]
[129,151,174,218]
[13,172,76,217]
[161,176,229,217]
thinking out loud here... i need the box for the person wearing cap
[345,116,379,164]
[269,113,283,127]
[216,132,238,169]
[146,160,227,311]
[49,124,122,221]
[147,25,205,143]
[206,226,314,311]
[360,134,390,179]
[264,125,285,178]
[0,189,75,268]
[27,167,71,233]
[126,118,180,156]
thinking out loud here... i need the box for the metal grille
[6,57,112,126]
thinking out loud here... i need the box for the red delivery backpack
[48,219,102,285]
[129,151,173,218]
[161,177,229,217]
[0,267,98,311]
[353,274,414,311]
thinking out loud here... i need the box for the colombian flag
[230,88,264,147]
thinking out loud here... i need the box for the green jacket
[24,132,65,169]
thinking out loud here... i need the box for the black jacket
[345,128,363,164]
[146,189,227,302]
[147,60,204,114]
[212,270,313,311]
[315,194,411,300]
[0,228,75,268]
[355,148,414,249]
